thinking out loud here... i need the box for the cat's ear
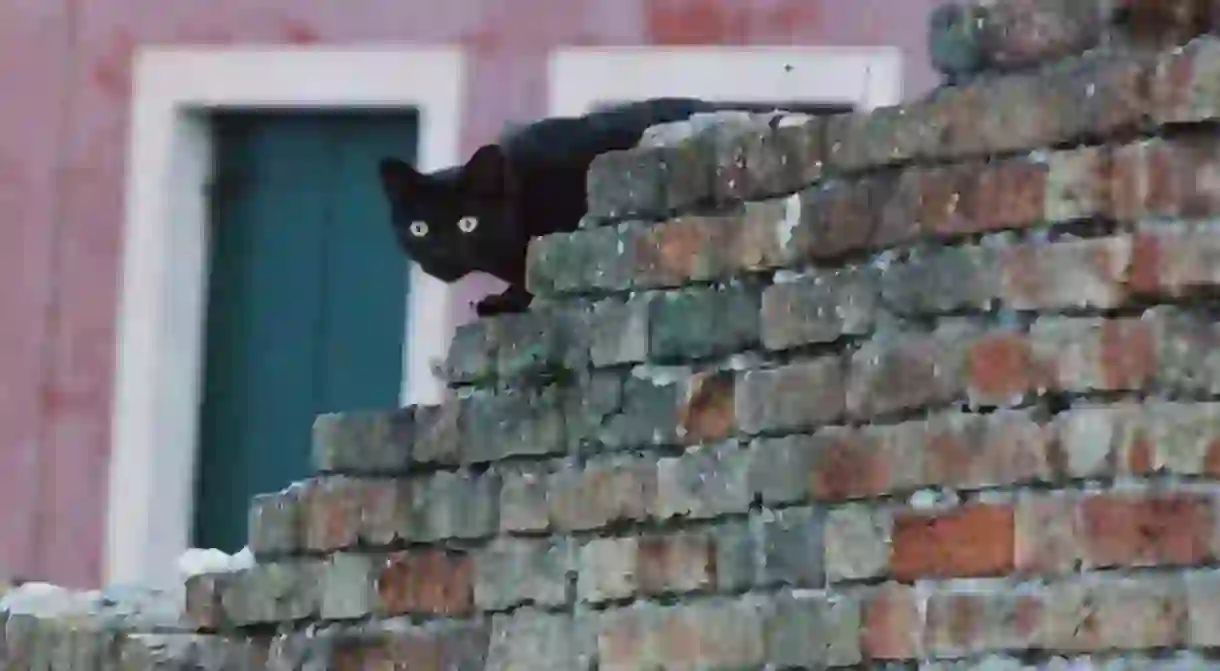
[461,144,506,197]
[378,158,420,196]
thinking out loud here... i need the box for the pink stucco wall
[0,0,939,588]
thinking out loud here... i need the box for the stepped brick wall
[13,0,1220,668]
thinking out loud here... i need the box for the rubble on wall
[12,0,1220,667]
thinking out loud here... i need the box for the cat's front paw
[475,289,532,317]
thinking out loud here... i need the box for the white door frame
[548,45,902,116]
[107,47,465,589]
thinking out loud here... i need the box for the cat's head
[377,145,521,283]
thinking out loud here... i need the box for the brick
[736,358,846,435]
[847,325,973,419]
[637,532,717,597]
[713,519,760,592]
[763,590,862,668]
[409,469,500,542]
[648,283,761,362]
[748,434,820,506]
[463,386,566,464]
[1122,401,1220,476]
[589,294,651,367]
[922,411,1052,490]
[497,462,552,533]
[576,537,638,604]
[786,178,882,261]
[527,227,630,297]
[889,162,979,240]
[1154,35,1220,124]
[548,455,656,532]
[880,244,999,315]
[411,400,463,465]
[632,216,732,289]
[676,370,736,444]
[1039,577,1187,652]
[824,504,893,583]
[925,586,1044,659]
[1153,308,1220,394]
[971,157,1050,232]
[585,147,667,222]
[563,370,623,452]
[753,506,825,588]
[1077,491,1216,569]
[928,2,988,81]
[184,572,237,630]
[346,620,490,670]
[1055,404,1136,478]
[1112,136,1220,221]
[358,478,413,546]
[890,504,1016,580]
[312,408,415,474]
[1014,492,1083,576]
[804,426,914,503]
[302,476,363,552]
[1031,316,1158,392]
[860,583,923,661]
[724,197,799,272]
[320,553,377,621]
[1116,0,1216,49]
[487,609,596,671]
[974,0,1106,71]
[247,485,304,557]
[600,373,683,449]
[220,561,323,626]
[707,112,786,202]
[655,441,752,521]
[1045,145,1112,223]
[493,306,590,381]
[1132,220,1220,298]
[1000,236,1133,310]
[474,537,572,611]
[761,267,878,351]
[444,319,495,384]
[1186,570,1220,647]
[596,599,765,670]
[376,550,474,618]
[966,330,1038,408]
[731,113,825,198]
[826,103,943,173]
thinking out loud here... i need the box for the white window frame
[548,45,902,116]
[107,47,464,589]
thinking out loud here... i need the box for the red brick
[789,178,881,261]
[807,427,895,502]
[1132,224,1220,297]
[1112,136,1220,221]
[726,198,795,273]
[974,0,1106,69]
[847,328,972,419]
[184,573,235,630]
[1031,317,1158,392]
[303,476,363,552]
[922,411,1052,490]
[890,504,1016,580]
[1077,492,1216,569]
[677,370,736,444]
[1000,236,1133,310]
[636,533,716,596]
[860,583,923,661]
[376,550,474,617]
[1115,0,1215,48]
[967,331,1039,407]
[974,159,1049,232]
[634,215,733,288]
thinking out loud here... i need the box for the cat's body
[378,97,722,316]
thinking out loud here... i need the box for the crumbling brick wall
[12,0,1220,667]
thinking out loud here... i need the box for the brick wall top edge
[580,33,1220,232]
[929,0,1220,82]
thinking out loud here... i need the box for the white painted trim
[548,45,903,116]
[108,47,465,589]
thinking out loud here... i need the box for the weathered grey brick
[444,319,496,385]
[320,553,376,621]
[475,538,572,611]
[548,455,656,532]
[881,244,1000,314]
[411,400,464,465]
[847,324,975,419]
[577,537,638,604]
[589,295,652,367]
[756,506,825,588]
[495,306,590,380]
[410,470,500,542]
[358,478,413,547]
[649,284,762,362]
[655,441,752,521]
[761,267,879,351]
[487,609,596,671]
[220,561,323,626]
[748,435,818,506]
[926,586,1044,658]
[715,519,761,592]
[564,371,624,452]
[763,590,864,669]
[586,147,667,222]
[736,358,846,435]
[497,462,553,533]
[1151,308,1220,395]
[824,504,894,583]
[732,113,826,199]
[247,485,304,557]
[312,408,414,474]
[578,531,719,604]
[596,598,765,669]
[463,387,566,464]
[600,372,683,449]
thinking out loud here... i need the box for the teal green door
[193,112,417,553]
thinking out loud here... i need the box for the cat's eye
[409,221,429,237]
[457,216,479,234]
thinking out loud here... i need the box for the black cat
[377,97,720,317]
